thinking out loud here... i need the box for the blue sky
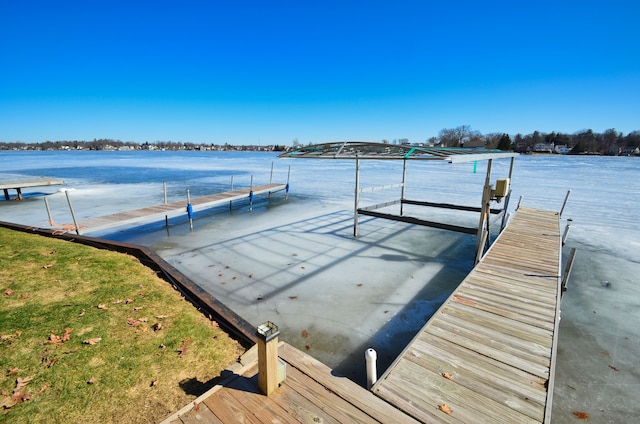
[1,1,638,145]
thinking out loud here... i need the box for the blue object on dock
[186,203,193,219]
[285,183,289,193]
[249,191,254,202]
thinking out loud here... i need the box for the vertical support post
[270,161,274,184]
[285,165,290,200]
[400,159,407,216]
[163,181,167,204]
[44,197,54,226]
[475,159,493,264]
[365,348,377,390]
[163,181,169,232]
[256,322,281,397]
[229,176,234,209]
[353,157,360,237]
[517,195,524,210]
[186,189,193,231]
[562,218,573,245]
[500,156,515,232]
[562,248,577,294]
[559,189,571,218]
[16,188,23,200]
[249,175,254,212]
[3,189,9,201]
[65,190,81,235]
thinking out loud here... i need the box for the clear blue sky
[1,1,638,145]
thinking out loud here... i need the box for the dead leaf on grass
[97,304,106,310]
[87,377,96,384]
[38,383,50,394]
[155,315,168,319]
[178,339,192,358]
[133,306,143,312]
[42,263,54,269]
[7,368,18,376]
[83,337,102,345]
[112,299,123,304]
[79,310,85,317]
[152,322,163,332]
[125,298,134,304]
[4,288,15,296]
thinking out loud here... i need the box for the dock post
[365,348,377,390]
[64,191,81,235]
[256,321,282,396]
[229,176,234,209]
[285,165,290,200]
[186,190,193,231]
[562,218,573,245]
[559,190,571,218]
[249,176,254,212]
[353,157,360,237]
[562,248,577,294]
[44,197,54,226]
[400,159,407,216]
[475,159,493,264]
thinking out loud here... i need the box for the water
[1,150,638,422]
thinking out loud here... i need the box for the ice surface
[1,150,639,420]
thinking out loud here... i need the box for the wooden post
[475,159,493,264]
[44,197,54,226]
[256,321,280,396]
[65,190,81,235]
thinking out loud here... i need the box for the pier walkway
[162,206,563,423]
[0,176,65,200]
[373,206,562,423]
[75,183,287,235]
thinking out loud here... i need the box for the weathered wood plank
[279,343,420,424]
[374,207,561,423]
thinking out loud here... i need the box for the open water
[1,150,638,422]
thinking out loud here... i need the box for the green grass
[0,228,244,423]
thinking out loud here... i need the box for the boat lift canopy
[279,141,518,263]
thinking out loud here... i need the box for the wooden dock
[163,342,419,424]
[162,206,563,423]
[372,206,562,423]
[0,176,65,200]
[76,183,287,234]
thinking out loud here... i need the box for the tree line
[2,127,640,155]
[422,126,640,155]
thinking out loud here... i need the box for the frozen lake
[1,150,638,422]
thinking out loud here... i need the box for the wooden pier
[0,176,65,200]
[372,206,562,423]
[75,183,287,234]
[163,342,419,424]
[162,206,563,423]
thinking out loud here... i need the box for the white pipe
[365,348,377,390]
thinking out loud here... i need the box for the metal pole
[65,191,81,235]
[562,218,573,245]
[186,189,193,231]
[285,165,290,200]
[270,161,274,184]
[44,197,54,226]
[559,189,571,218]
[249,175,254,212]
[400,159,407,216]
[230,176,234,209]
[353,157,360,237]
[163,181,167,204]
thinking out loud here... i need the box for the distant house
[533,143,554,153]
[554,145,571,154]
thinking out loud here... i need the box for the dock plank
[373,207,562,423]
[77,183,287,234]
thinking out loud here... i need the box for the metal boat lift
[280,142,518,263]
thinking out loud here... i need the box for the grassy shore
[0,227,244,423]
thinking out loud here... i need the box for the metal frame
[279,142,517,263]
